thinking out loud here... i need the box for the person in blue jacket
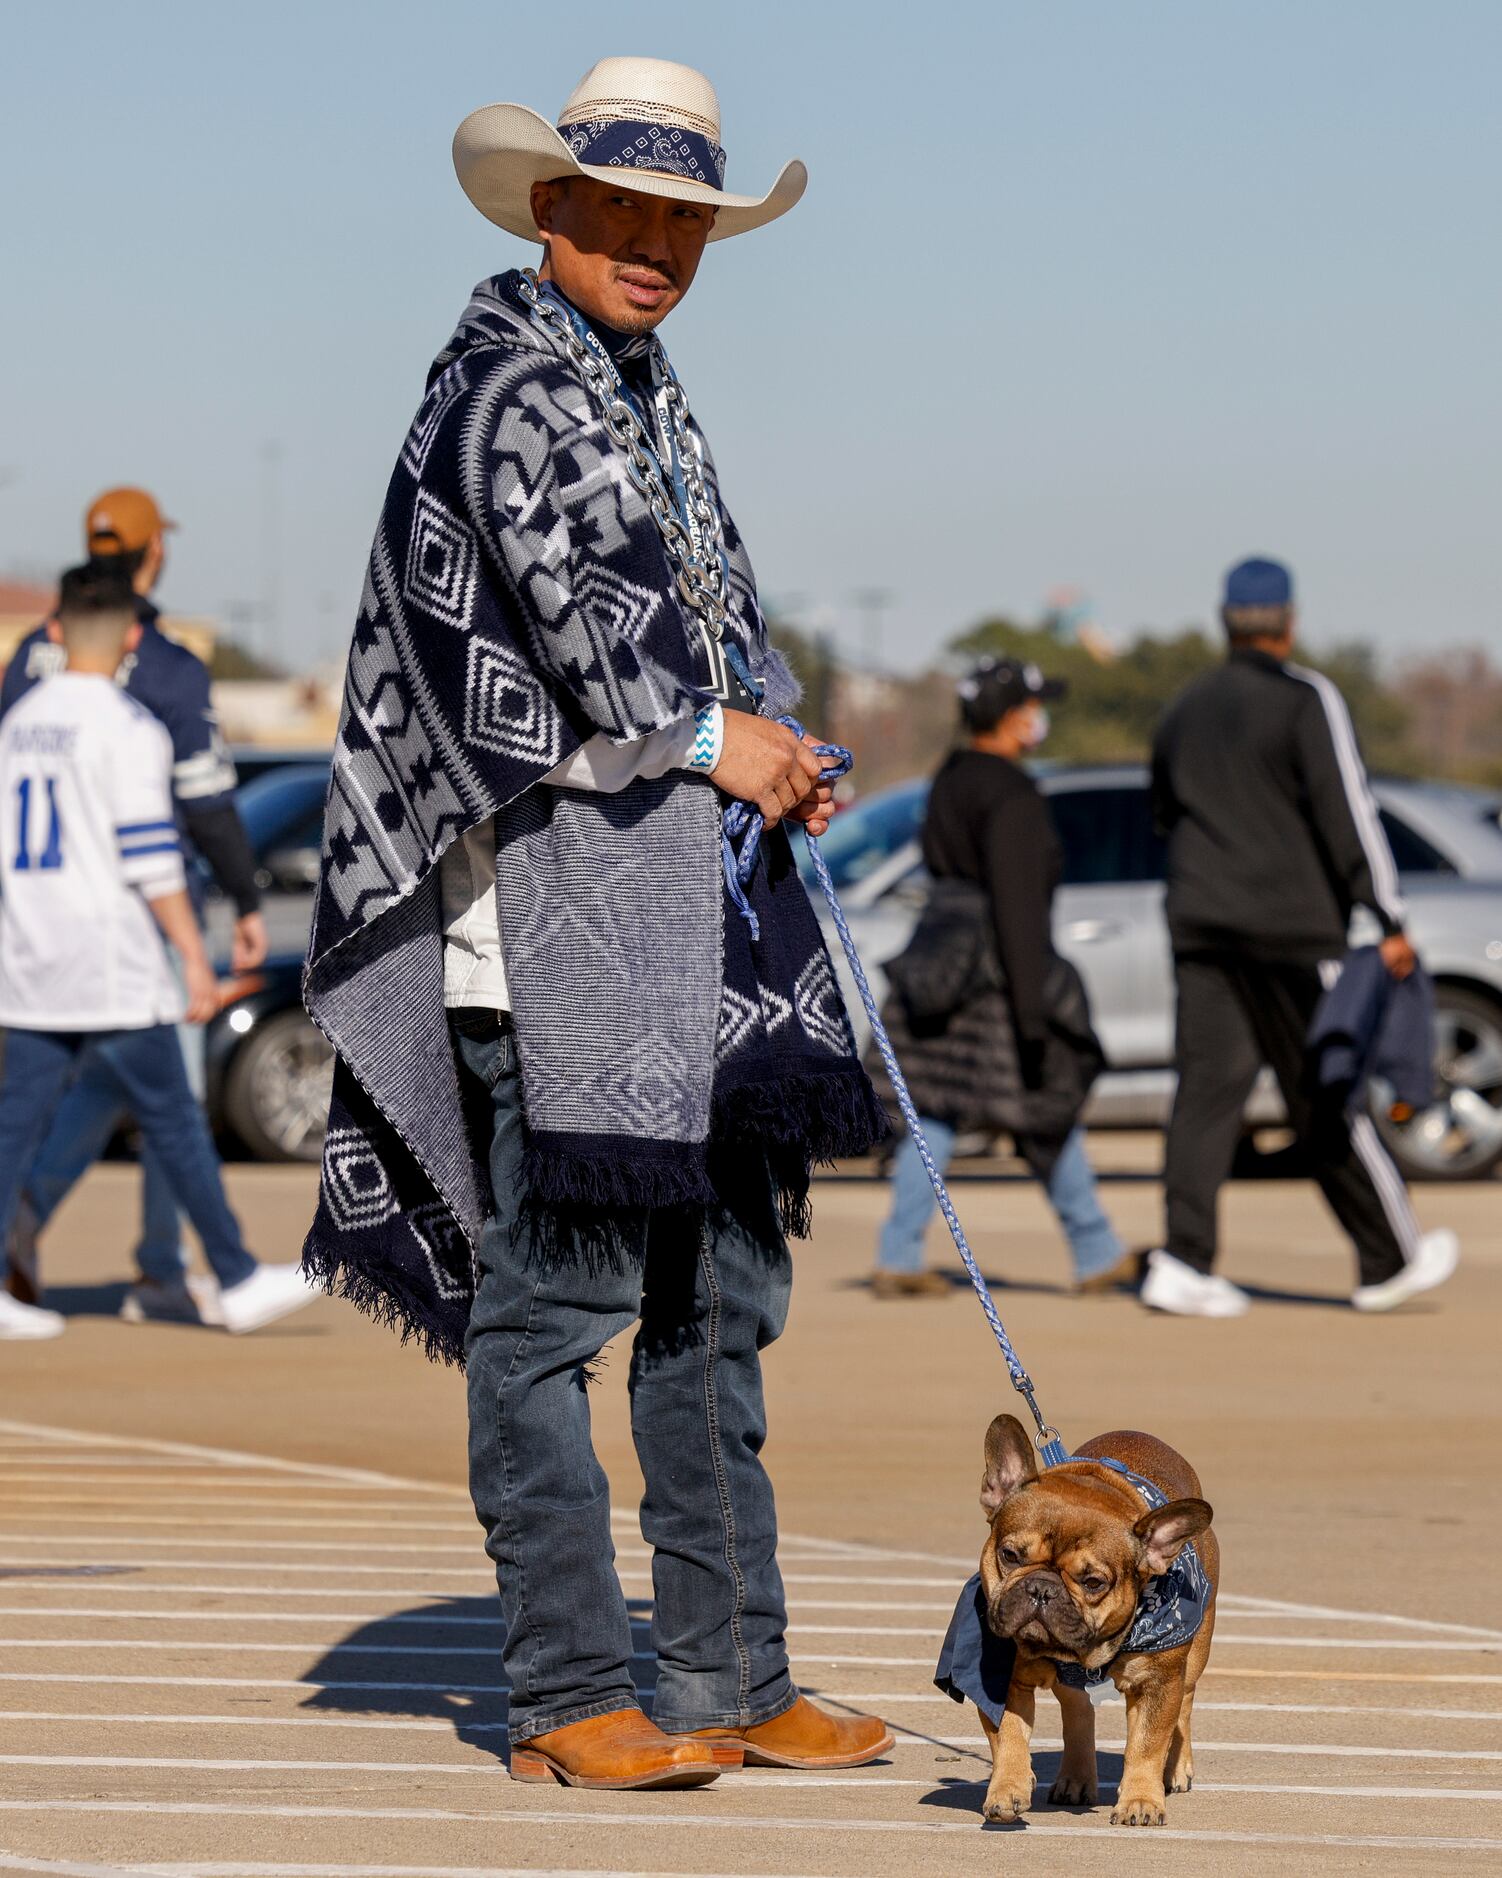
[1,488,269,1324]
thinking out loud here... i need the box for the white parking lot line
[7,1710,1502,1752]
[7,1667,1500,1710]
[1227,1593,1502,1642]
[2,1798,1502,1849]
[1,1516,485,1534]
[6,1734,1502,1768]
[0,1423,462,1495]
[0,1862,828,1878]
[817,1691,1502,1722]
[7,1413,1492,1874]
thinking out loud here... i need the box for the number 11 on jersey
[14,777,64,871]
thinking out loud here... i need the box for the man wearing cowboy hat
[303,59,891,1792]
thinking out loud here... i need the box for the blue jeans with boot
[0,1025,256,1290]
[453,1011,798,1745]
[18,1041,196,1285]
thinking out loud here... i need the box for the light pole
[259,441,284,670]
[851,586,894,673]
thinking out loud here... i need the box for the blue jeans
[454,1012,797,1744]
[21,1024,203,1284]
[877,1121,1123,1281]
[0,1026,256,1290]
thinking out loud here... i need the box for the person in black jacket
[868,659,1132,1297]
[1145,556,1458,1317]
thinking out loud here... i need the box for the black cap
[957,657,1066,731]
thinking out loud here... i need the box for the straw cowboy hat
[453,56,807,242]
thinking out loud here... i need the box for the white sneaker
[218,1262,320,1335]
[119,1274,224,1327]
[1352,1229,1459,1313]
[0,1290,65,1340]
[1140,1250,1250,1318]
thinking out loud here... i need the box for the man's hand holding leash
[710,713,831,833]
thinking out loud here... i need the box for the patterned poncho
[301,270,883,1362]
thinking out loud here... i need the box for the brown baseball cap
[84,486,177,557]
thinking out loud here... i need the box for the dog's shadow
[919,1748,1127,1829]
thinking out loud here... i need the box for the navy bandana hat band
[560,116,728,189]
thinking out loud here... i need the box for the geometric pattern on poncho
[404,491,479,633]
[300,269,884,1365]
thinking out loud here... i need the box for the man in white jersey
[0,564,316,1340]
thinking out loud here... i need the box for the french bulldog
[975,1413,1218,1827]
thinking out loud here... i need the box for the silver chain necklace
[517,270,733,654]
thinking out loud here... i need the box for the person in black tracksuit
[1145,556,1456,1317]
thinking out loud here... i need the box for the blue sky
[3,0,1498,671]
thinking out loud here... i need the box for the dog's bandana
[933,1460,1211,1722]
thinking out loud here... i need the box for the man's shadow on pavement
[297,1595,661,1765]
[299,1600,916,1773]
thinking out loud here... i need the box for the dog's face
[977,1415,1210,1672]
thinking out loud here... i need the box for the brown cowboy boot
[688,1694,895,1769]
[510,1708,733,1789]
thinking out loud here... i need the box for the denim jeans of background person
[878,1121,1125,1286]
[11,1023,209,1294]
[455,1014,795,1742]
[0,1026,256,1299]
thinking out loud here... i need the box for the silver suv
[809,767,1502,1181]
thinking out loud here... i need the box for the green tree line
[777,616,1423,779]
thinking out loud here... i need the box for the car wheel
[222,1008,334,1164]
[1371,983,1502,1182]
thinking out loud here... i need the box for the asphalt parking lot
[1,1150,1499,1877]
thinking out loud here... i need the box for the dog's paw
[1167,1767,1194,1794]
[1048,1772,1098,1806]
[1111,1785,1167,1827]
[982,1784,1031,1823]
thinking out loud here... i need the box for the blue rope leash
[722,719,1068,1468]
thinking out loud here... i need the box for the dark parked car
[199,758,332,1163]
[207,959,332,1163]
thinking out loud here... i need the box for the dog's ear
[980,1413,1038,1517]
[1134,1497,1212,1576]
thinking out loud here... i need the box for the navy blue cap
[1223,557,1293,610]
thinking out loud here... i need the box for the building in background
[0,578,336,750]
